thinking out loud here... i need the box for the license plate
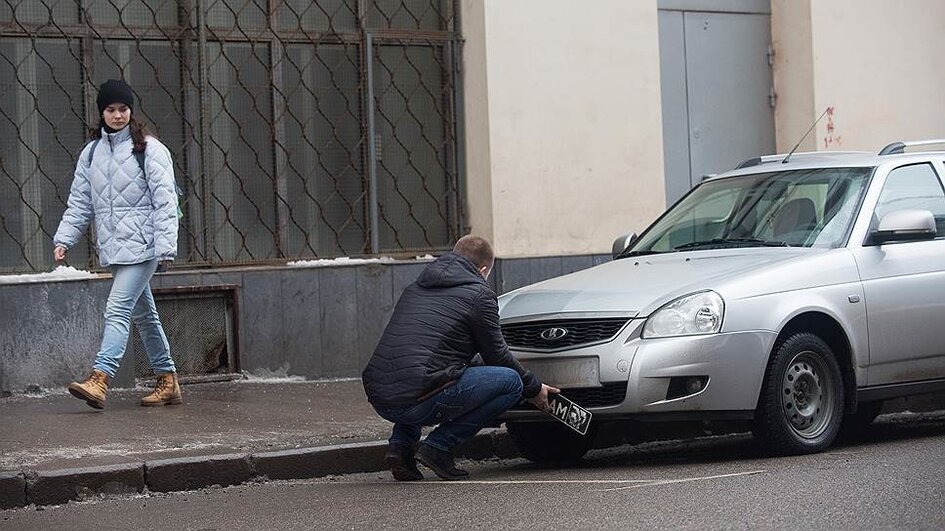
[545,393,593,435]
[520,358,600,389]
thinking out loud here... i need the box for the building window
[0,0,462,273]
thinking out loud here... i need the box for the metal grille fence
[0,0,463,273]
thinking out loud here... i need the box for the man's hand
[156,260,170,273]
[53,245,66,262]
[527,383,560,412]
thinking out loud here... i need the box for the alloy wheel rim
[780,350,836,439]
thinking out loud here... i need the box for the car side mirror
[612,232,638,259]
[868,209,937,245]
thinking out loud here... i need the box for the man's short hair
[453,235,494,269]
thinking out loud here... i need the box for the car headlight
[642,291,724,339]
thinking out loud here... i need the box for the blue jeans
[373,366,524,453]
[93,259,176,378]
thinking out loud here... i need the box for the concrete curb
[0,472,25,510]
[252,441,387,481]
[2,429,518,509]
[146,453,254,493]
[26,463,144,506]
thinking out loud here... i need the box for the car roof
[708,147,945,182]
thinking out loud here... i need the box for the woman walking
[54,79,182,409]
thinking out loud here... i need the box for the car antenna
[782,107,830,164]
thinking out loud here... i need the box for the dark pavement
[4,410,945,530]
[0,379,389,472]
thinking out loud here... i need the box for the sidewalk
[0,379,516,508]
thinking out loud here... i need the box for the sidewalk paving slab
[0,378,517,508]
[0,379,389,472]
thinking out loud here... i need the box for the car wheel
[754,332,844,455]
[506,421,596,463]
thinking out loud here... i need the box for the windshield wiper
[673,238,789,251]
[616,249,666,259]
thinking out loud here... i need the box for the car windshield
[626,167,873,256]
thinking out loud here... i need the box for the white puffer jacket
[54,127,178,267]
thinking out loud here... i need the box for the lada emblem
[539,327,569,341]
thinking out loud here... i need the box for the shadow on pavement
[508,410,945,471]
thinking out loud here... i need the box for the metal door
[659,10,775,204]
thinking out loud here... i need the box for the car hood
[498,248,826,321]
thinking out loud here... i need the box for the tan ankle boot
[140,372,183,407]
[68,370,109,409]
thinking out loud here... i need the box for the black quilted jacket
[362,252,542,406]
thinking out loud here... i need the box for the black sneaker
[385,444,423,481]
[415,442,469,481]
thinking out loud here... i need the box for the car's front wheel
[506,421,596,463]
[754,332,844,455]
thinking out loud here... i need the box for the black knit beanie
[96,79,134,115]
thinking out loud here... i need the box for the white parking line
[594,470,766,492]
[406,479,654,485]
[398,470,765,488]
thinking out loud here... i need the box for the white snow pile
[239,367,362,384]
[287,255,436,268]
[0,265,98,284]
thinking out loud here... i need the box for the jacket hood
[416,252,486,289]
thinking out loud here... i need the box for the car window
[873,163,945,236]
[650,188,739,250]
[630,167,872,254]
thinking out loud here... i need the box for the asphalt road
[4,411,945,530]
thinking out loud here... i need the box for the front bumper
[501,320,777,421]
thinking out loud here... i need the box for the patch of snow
[239,367,306,383]
[286,255,435,268]
[0,265,99,285]
[238,368,361,385]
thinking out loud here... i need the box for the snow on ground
[0,265,98,284]
[286,255,435,268]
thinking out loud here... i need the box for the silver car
[499,140,945,462]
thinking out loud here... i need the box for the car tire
[754,332,845,455]
[506,421,596,463]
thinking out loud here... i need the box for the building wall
[770,0,816,153]
[773,0,945,153]
[0,255,610,392]
[463,0,666,258]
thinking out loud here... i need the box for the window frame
[865,161,945,245]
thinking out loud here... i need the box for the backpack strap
[137,145,185,219]
[134,150,146,175]
[85,138,101,168]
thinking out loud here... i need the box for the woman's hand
[53,245,67,262]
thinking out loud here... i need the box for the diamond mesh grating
[127,291,233,379]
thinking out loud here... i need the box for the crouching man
[362,235,558,481]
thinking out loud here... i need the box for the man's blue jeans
[93,259,176,378]
[373,366,524,453]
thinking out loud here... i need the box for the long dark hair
[90,115,153,153]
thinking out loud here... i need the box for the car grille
[512,382,628,410]
[501,318,629,350]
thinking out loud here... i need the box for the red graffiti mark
[823,106,841,149]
